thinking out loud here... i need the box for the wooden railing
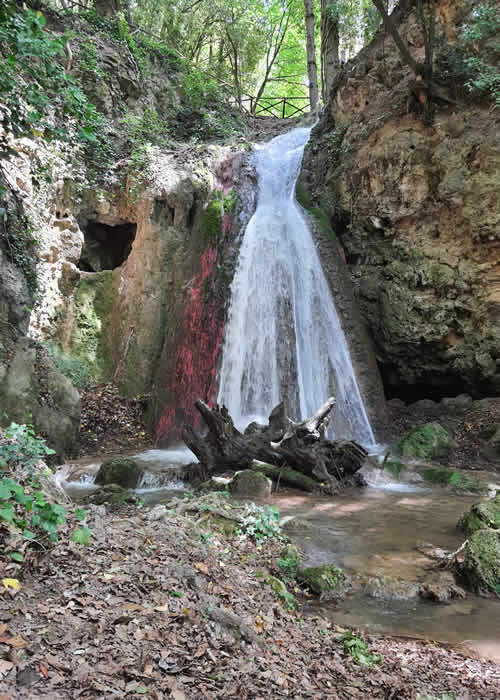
[241,96,310,119]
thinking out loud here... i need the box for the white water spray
[217,126,375,447]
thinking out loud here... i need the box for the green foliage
[278,543,300,580]
[0,422,55,472]
[79,38,106,81]
[0,7,108,155]
[343,631,381,667]
[0,422,91,561]
[459,2,499,107]
[278,555,299,580]
[202,189,237,243]
[45,343,93,389]
[0,477,66,545]
[237,504,283,541]
[0,205,38,294]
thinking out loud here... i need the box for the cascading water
[218,126,375,447]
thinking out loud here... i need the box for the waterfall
[217,126,375,447]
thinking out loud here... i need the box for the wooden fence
[241,96,310,119]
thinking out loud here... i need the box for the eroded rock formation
[300,1,499,402]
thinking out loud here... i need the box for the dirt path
[1,500,499,699]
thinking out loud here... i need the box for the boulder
[462,528,500,596]
[95,458,141,489]
[87,483,136,505]
[419,571,466,603]
[363,575,420,601]
[228,469,272,499]
[396,422,452,459]
[458,495,500,536]
[298,563,346,598]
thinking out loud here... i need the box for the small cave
[378,362,495,404]
[78,220,137,272]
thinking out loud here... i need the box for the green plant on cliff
[45,343,93,390]
[0,202,38,294]
[460,2,500,107]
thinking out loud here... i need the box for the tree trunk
[182,398,367,494]
[303,0,319,111]
[94,0,121,18]
[320,0,340,103]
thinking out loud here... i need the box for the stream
[274,480,500,663]
[59,448,500,662]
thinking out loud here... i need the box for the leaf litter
[0,498,499,699]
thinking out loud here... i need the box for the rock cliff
[300,1,499,402]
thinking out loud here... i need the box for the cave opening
[78,220,137,272]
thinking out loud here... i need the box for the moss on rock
[88,483,135,505]
[462,528,500,596]
[299,563,343,596]
[95,458,141,488]
[459,495,500,536]
[229,470,272,499]
[71,270,118,381]
[396,422,452,459]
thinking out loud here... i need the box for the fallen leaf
[1,579,20,591]
[39,663,49,679]
[0,624,7,635]
[0,659,14,674]
[0,634,27,648]
[154,603,169,612]
[124,602,143,612]
[194,562,209,575]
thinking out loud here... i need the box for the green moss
[462,528,500,596]
[199,513,237,537]
[384,460,405,479]
[459,495,500,535]
[71,270,118,381]
[88,483,135,505]
[397,422,452,459]
[295,181,313,209]
[299,563,343,596]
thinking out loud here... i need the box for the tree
[303,0,319,110]
[371,0,453,120]
[320,1,339,102]
[94,0,121,18]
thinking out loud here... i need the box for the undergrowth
[0,422,91,565]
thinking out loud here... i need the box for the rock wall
[0,10,248,454]
[300,1,500,402]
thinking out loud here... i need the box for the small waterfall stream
[218,126,375,447]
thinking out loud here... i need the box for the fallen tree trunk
[250,460,318,492]
[182,398,367,494]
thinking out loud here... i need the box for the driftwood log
[182,398,367,494]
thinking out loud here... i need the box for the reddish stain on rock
[155,246,225,444]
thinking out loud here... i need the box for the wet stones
[228,470,272,499]
[462,529,500,597]
[95,457,142,489]
[396,422,452,459]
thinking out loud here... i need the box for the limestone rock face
[300,1,500,401]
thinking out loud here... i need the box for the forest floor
[1,496,499,699]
